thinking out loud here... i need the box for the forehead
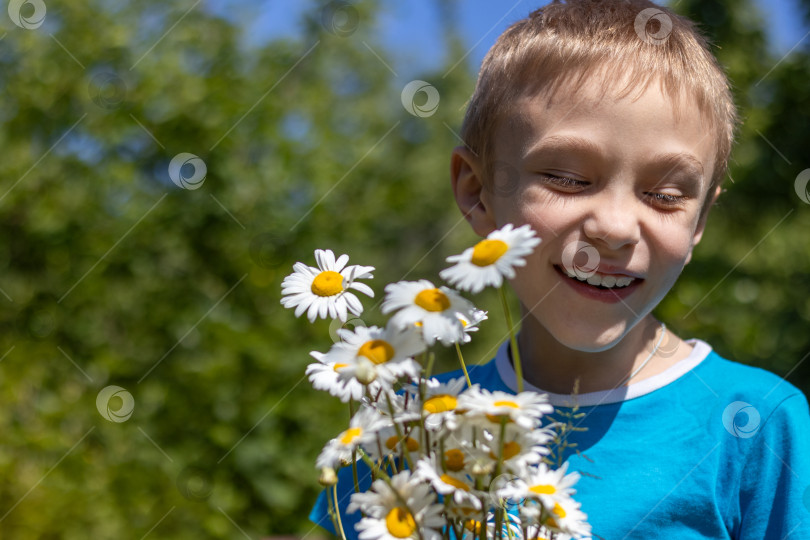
[497,72,717,185]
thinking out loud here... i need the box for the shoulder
[696,347,808,411]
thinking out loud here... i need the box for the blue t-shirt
[310,339,810,539]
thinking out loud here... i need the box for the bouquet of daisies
[280,224,591,540]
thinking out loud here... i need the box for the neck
[516,313,667,395]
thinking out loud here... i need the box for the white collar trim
[493,338,713,407]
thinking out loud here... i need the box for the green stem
[425,350,436,379]
[349,402,360,492]
[384,392,413,469]
[357,451,424,540]
[454,342,472,388]
[499,285,523,393]
[493,416,507,479]
[332,484,347,540]
[351,449,360,493]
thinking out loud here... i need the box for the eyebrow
[523,134,705,179]
[522,135,604,160]
[651,152,705,180]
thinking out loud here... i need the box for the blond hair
[461,0,739,195]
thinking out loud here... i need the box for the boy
[311,0,810,538]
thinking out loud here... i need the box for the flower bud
[470,461,495,476]
[355,360,377,385]
[319,467,338,486]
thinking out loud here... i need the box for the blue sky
[206,0,810,79]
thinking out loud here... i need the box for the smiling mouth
[554,265,643,290]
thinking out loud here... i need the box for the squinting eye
[647,192,688,208]
[539,174,588,190]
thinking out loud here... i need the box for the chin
[543,316,632,353]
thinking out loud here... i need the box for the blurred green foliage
[0,0,807,538]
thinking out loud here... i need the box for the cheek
[503,188,575,238]
[649,228,697,283]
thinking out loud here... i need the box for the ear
[685,184,722,265]
[450,145,497,237]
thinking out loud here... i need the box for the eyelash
[539,174,689,208]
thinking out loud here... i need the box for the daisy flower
[540,496,591,538]
[382,280,475,346]
[348,470,445,540]
[457,308,488,344]
[414,455,478,507]
[498,462,580,513]
[316,406,389,469]
[280,249,374,322]
[366,425,424,463]
[375,391,422,426]
[306,351,374,403]
[470,426,551,471]
[458,388,554,430]
[407,376,470,432]
[523,523,577,540]
[442,499,483,523]
[440,224,541,293]
[326,325,426,387]
[459,511,522,540]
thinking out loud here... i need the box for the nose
[581,193,641,251]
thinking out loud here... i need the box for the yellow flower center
[414,288,451,312]
[385,435,420,452]
[493,400,519,408]
[489,441,521,460]
[440,474,470,491]
[542,503,566,531]
[486,401,519,423]
[339,427,362,445]
[471,239,508,267]
[423,394,457,414]
[357,339,395,365]
[444,449,465,471]
[464,520,482,534]
[311,271,344,297]
[385,507,417,538]
[529,484,556,495]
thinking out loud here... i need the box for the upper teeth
[563,268,635,288]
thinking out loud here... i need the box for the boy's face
[452,74,720,351]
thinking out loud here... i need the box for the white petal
[294,301,310,318]
[307,300,320,322]
[336,298,348,322]
[334,253,349,272]
[349,282,374,298]
[344,292,363,316]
